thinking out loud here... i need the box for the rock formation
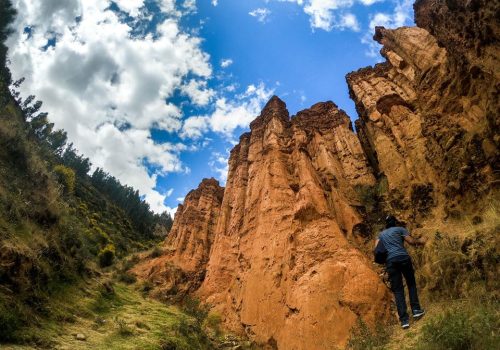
[132,178,224,299]
[137,1,499,348]
[197,98,391,349]
[347,5,499,223]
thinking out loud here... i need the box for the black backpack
[374,239,388,264]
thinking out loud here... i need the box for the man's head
[385,215,397,228]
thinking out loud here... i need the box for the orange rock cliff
[133,1,499,348]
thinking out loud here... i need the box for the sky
[6,0,415,215]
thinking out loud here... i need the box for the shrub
[419,228,498,299]
[149,245,164,258]
[114,317,133,336]
[346,318,390,350]
[98,244,115,267]
[204,312,222,338]
[181,297,209,326]
[416,303,499,350]
[0,301,22,341]
[117,272,137,284]
[53,165,75,194]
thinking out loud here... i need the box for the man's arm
[404,235,426,246]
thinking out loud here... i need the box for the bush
[0,301,22,341]
[53,165,75,194]
[416,303,499,350]
[114,317,133,336]
[117,272,137,284]
[419,228,498,299]
[181,297,209,326]
[204,312,222,338]
[347,318,390,350]
[149,245,164,258]
[98,244,116,267]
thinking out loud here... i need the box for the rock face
[137,1,499,348]
[197,97,391,349]
[347,10,499,222]
[132,178,224,299]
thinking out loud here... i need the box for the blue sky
[7,0,414,214]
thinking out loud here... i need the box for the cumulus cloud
[209,151,229,184]
[277,0,379,31]
[7,0,212,213]
[180,83,274,139]
[338,13,360,31]
[362,0,413,57]
[249,8,271,23]
[220,58,233,68]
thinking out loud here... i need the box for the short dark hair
[385,215,397,228]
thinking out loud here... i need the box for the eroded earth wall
[136,1,499,349]
[197,98,391,349]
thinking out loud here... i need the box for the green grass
[0,279,215,349]
[415,301,499,350]
[346,319,391,350]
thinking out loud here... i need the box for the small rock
[471,216,482,225]
[482,139,496,159]
[460,165,472,174]
[447,181,460,191]
[75,333,86,341]
[444,135,456,150]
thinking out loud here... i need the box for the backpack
[374,239,388,264]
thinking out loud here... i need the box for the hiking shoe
[413,309,425,320]
[401,322,410,329]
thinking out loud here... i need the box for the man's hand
[404,235,426,246]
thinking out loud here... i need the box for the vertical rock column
[132,178,224,299]
[198,97,391,349]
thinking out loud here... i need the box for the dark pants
[386,257,421,323]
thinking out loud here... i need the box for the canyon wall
[136,1,499,349]
[347,1,499,224]
[197,98,391,349]
[132,178,224,299]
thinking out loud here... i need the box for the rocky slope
[347,2,499,224]
[132,178,224,299]
[137,1,499,349]
[197,98,391,349]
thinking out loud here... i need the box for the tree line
[1,1,172,238]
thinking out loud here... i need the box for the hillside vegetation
[0,2,177,345]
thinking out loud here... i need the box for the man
[375,215,426,329]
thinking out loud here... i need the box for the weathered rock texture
[197,98,391,349]
[132,178,224,299]
[348,1,499,223]
[137,1,499,349]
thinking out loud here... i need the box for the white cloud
[220,58,233,68]
[249,8,271,23]
[7,0,213,213]
[209,151,229,184]
[181,80,214,106]
[211,0,219,6]
[339,13,360,31]
[115,0,144,16]
[363,0,413,57]
[180,83,274,139]
[208,83,274,135]
[276,0,384,31]
[180,116,210,139]
[359,0,383,4]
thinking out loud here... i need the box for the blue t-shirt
[378,226,410,261]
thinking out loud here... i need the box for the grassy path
[2,280,212,350]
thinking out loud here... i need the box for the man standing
[375,215,426,329]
